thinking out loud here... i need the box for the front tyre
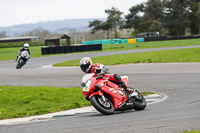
[16,61,21,69]
[19,59,26,68]
[90,95,114,115]
[16,59,26,69]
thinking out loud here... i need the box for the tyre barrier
[144,36,200,42]
[41,44,102,55]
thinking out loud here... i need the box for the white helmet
[24,43,29,49]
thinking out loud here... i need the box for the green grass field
[0,86,90,119]
[0,39,200,61]
[0,85,151,120]
[53,48,200,67]
[0,46,42,61]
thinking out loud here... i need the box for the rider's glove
[97,73,105,79]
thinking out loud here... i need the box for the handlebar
[97,73,105,79]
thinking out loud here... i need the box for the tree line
[1,0,199,40]
[89,0,200,38]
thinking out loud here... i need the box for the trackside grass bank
[0,85,151,120]
[53,48,200,67]
[0,86,89,120]
[0,39,200,61]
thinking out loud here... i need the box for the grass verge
[0,85,151,120]
[53,48,200,67]
[0,39,200,61]
[0,85,90,120]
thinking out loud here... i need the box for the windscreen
[82,73,95,83]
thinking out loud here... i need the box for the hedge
[0,41,45,48]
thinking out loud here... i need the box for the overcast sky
[0,0,147,27]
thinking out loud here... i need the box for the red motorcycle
[81,73,146,115]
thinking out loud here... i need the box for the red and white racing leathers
[89,63,123,84]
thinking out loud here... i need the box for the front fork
[16,56,21,63]
[98,91,106,102]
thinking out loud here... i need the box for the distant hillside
[0,18,106,36]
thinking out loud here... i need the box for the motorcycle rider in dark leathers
[15,43,31,62]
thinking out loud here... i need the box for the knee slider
[114,74,121,81]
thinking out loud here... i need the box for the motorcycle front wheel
[90,95,114,115]
[16,59,25,69]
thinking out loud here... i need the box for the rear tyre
[90,95,114,115]
[133,90,146,110]
[127,87,146,110]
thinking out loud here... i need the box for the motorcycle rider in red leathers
[80,57,130,92]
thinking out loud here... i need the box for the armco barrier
[41,44,102,55]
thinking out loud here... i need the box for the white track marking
[147,93,168,105]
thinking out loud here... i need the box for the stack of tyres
[55,46,61,54]
[41,44,102,55]
[49,47,56,54]
[79,45,84,52]
[76,45,81,52]
[82,45,89,52]
[98,44,102,50]
[70,46,76,53]
[41,47,50,55]
[60,46,67,53]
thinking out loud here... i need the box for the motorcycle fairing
[99,80,128,109]
[121,76,128,86]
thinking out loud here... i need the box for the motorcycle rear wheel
[127,87,146,110]
[90,95,114,115]
[132,90,146,110]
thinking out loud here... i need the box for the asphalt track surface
[0,45,200,133]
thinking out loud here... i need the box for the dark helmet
[80,57,93,73]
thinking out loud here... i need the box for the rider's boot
[120,81,140,99]
[120,81,133,94]
[15,56,18,62]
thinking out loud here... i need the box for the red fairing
[81,73,129,109]
[99,81,128,109]
[89,91,103,99]
[121,76,128,86]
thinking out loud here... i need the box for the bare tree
[0,31,7,38]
